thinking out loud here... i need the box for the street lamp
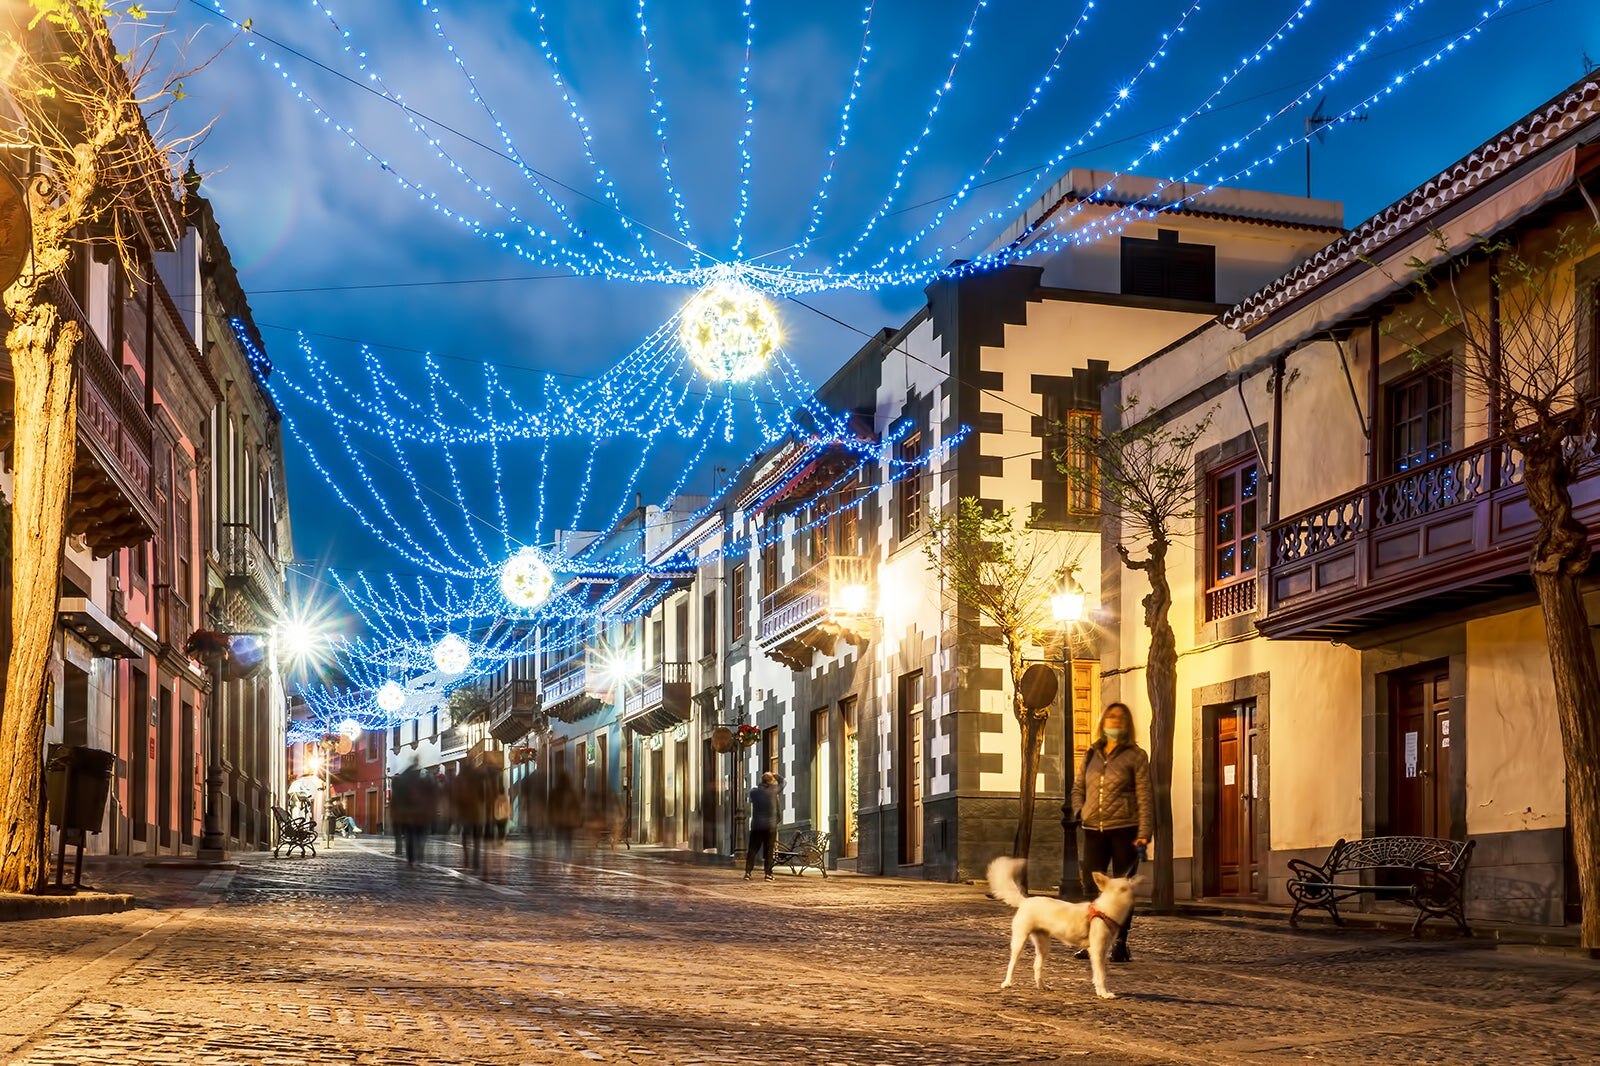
[1053,570,1088,900]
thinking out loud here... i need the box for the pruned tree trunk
[0,298,80,894]
[1138,538,1178,912]
[1010,636,1047,893]
[1522,441,1600,948]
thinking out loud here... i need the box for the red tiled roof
[1223,76,1600,333]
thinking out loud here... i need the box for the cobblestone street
[0,842,1595,1065]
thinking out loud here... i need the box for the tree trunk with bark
[1521,439,1600,948]
[1137,537,1178,912]
[0,297,80,894]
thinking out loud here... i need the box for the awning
[57,597,140,659]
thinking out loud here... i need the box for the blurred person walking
[392,761,433,866]
[549,771,581,863]
[744,772,782,882]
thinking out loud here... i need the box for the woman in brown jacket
[1067,702,1153,962]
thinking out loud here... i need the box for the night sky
[160,0,1600,611]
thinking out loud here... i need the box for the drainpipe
[1269,354,1285,526]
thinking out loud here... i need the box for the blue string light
[636,0,698,249]
[788,0,876,264]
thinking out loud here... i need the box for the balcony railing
[222,522,285,616]
[541,654,603,722]
[758,555,870,646]
[1263,422,1600,638]
[622,661,692,735]
[489,678,541,743]
[51,278,159,552]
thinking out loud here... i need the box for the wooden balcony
[758,554,872,670]
[541,654,601,724]
[621,661,691,735]
[489,678,542,744]
[1262,426,1600,640]
[49,280,160,554]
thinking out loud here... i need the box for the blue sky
[162,0,1600,597]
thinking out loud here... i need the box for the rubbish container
[45,744,115,833]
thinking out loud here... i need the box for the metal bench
[271,804,318,859]
[1287,836,1474,936]
[772,830,829,877]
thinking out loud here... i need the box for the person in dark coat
[744,772,783,881]
[392,762,434,866]
[1066,702,1153,963]
[549,772,581,862]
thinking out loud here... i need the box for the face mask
[1104,727,1127,741]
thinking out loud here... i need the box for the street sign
[1019,664,1058,710]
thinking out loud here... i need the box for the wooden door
[812,707,831,838]
[898,673,923,866]
[650,744,666,843]
[1390,663,1451,837]
[840,698,859,858]
[1208,700,1257,897]
[674,738,689,847]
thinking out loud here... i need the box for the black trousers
[1082,826,1140,947]
[745,827,777,876]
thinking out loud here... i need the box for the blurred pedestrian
[744,771,782,882]
[549,771,580,862]
[392,761,432,866]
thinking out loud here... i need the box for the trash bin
[45,744,115,834]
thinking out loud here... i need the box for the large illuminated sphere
[679,277,780,382]
[375,680,406,713]
[338,718,363,741]
[499,548,555,610]
[432,633,471,675]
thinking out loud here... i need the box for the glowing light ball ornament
[375,680,406,714]
[338,718,363,741]
[499,548,555,610]
[432,633,471,675]
[679,271,780,383]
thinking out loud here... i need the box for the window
[1385,367,1452,473]
[763,726,779,784]
[366,732,380,762]
[674,598,689,661]
[1041,394,1100,522]
[175,491,192,603]
[1120,231,1217,302]
[701,589,718,660]
[761,536,780,595]
[730,564,747,642]
[1205,458,1260,621]
[898,430,924,537]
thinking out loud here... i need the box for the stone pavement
[0,839,1595,1065]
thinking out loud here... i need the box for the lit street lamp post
[1051,572,1087,900]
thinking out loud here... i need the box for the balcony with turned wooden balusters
[1261,418,1600,640]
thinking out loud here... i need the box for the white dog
[987,856,1139,999]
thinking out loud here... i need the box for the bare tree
[924,497,1075,883]
[1076,402,1214,912]
[0,0,209,893]
[1377,224,1600,947]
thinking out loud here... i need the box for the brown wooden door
[840,697,859,858]
[1390,663,1451,837]
[898,672,924,866]
[650,744,665,844]
[1209,700,1257,897]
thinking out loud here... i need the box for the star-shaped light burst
[679,270,781,383]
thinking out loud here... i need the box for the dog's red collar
[1086,903,1122,932]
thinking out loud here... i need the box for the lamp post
[1051,571,1087,900]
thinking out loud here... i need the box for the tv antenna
[1305,96,1365,198]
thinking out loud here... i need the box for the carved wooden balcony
[48,279,159,554]
[621,661,692,735]
[1263,425,1600,640]
[489,678,542,743]
[757,554,872,670]
[541,654,601,723]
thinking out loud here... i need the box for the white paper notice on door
[1404,731,1419,778]
[1223,763,1236,786]
[1251,753,1259,799]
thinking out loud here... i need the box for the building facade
[1103,75,1599,926]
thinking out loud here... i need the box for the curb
[0,892,136,922]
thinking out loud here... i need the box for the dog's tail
[985,856,1028,909]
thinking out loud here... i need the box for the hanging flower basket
[736,724,760,749]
